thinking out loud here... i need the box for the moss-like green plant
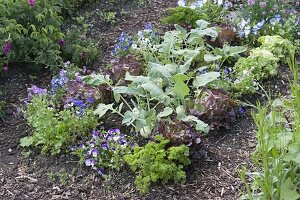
[123,135,191,193]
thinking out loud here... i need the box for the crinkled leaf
[20,136,34,147]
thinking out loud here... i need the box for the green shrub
[124,135,191,193]
[0,0,64,71]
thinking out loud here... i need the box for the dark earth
[0,0,293,199]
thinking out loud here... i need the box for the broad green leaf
[193,72,220,87]
[196,20,209,30]
[157,107,173,118]
[204,54,222,63]
[83,74,110,86]
[122,110,137,125]
[113,86,139,95]
[182,115,210,133]
[94,103,114,118]
[173,73,189,82]
[175,105,186,119]
[125,72,150,83]
[173,82,190,99]
[175,24,187,38]
[159,31,182,56]
[141,81,166,99]
[148,62,177,81]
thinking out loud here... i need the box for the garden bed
[0,0,299,199]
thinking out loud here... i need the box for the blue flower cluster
[238,14,282,38]
[51,70,69,93]
[132,22,159,51]
[112,32,133,56]
[74,128,133,176]
[177,0,231,9]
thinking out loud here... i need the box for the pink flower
[247,0,255,5]
[259,1,266,8]
[3,41,11,55]
[28,0,35,7]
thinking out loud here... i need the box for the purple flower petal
[85,158,95,167]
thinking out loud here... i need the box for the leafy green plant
[0,0,64,70]
[123,135,191,193]
[61,21,100,66]
[21,95,97,155]
[231,48,279,95]
[240,47,300,200]
[258,35,295,61]
[162,0,228,28]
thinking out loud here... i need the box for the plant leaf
[193,72,220,87]
[204,54,222,63]
[94,103,114,118]
[157,107,173,118]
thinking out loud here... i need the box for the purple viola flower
[3,41,11,55]
[108,128,120,135]
[28,0,35,6]
[59,70,67,78]
[247,0,255,5]
[89,141,95,148]
[92,130,99,138]
[239,106,246,113]
[80,143,86,149]
[85,158,95,167]
[101,141,109,150]
[259,1,266,8]
[90,149,99,157]
[145,22,152,30]
[75,75,83,82]
[119,137,127,145]
[58,39,65,46]
[224,68,231,75]
[97,169,104,176]
[105,134,113,141]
